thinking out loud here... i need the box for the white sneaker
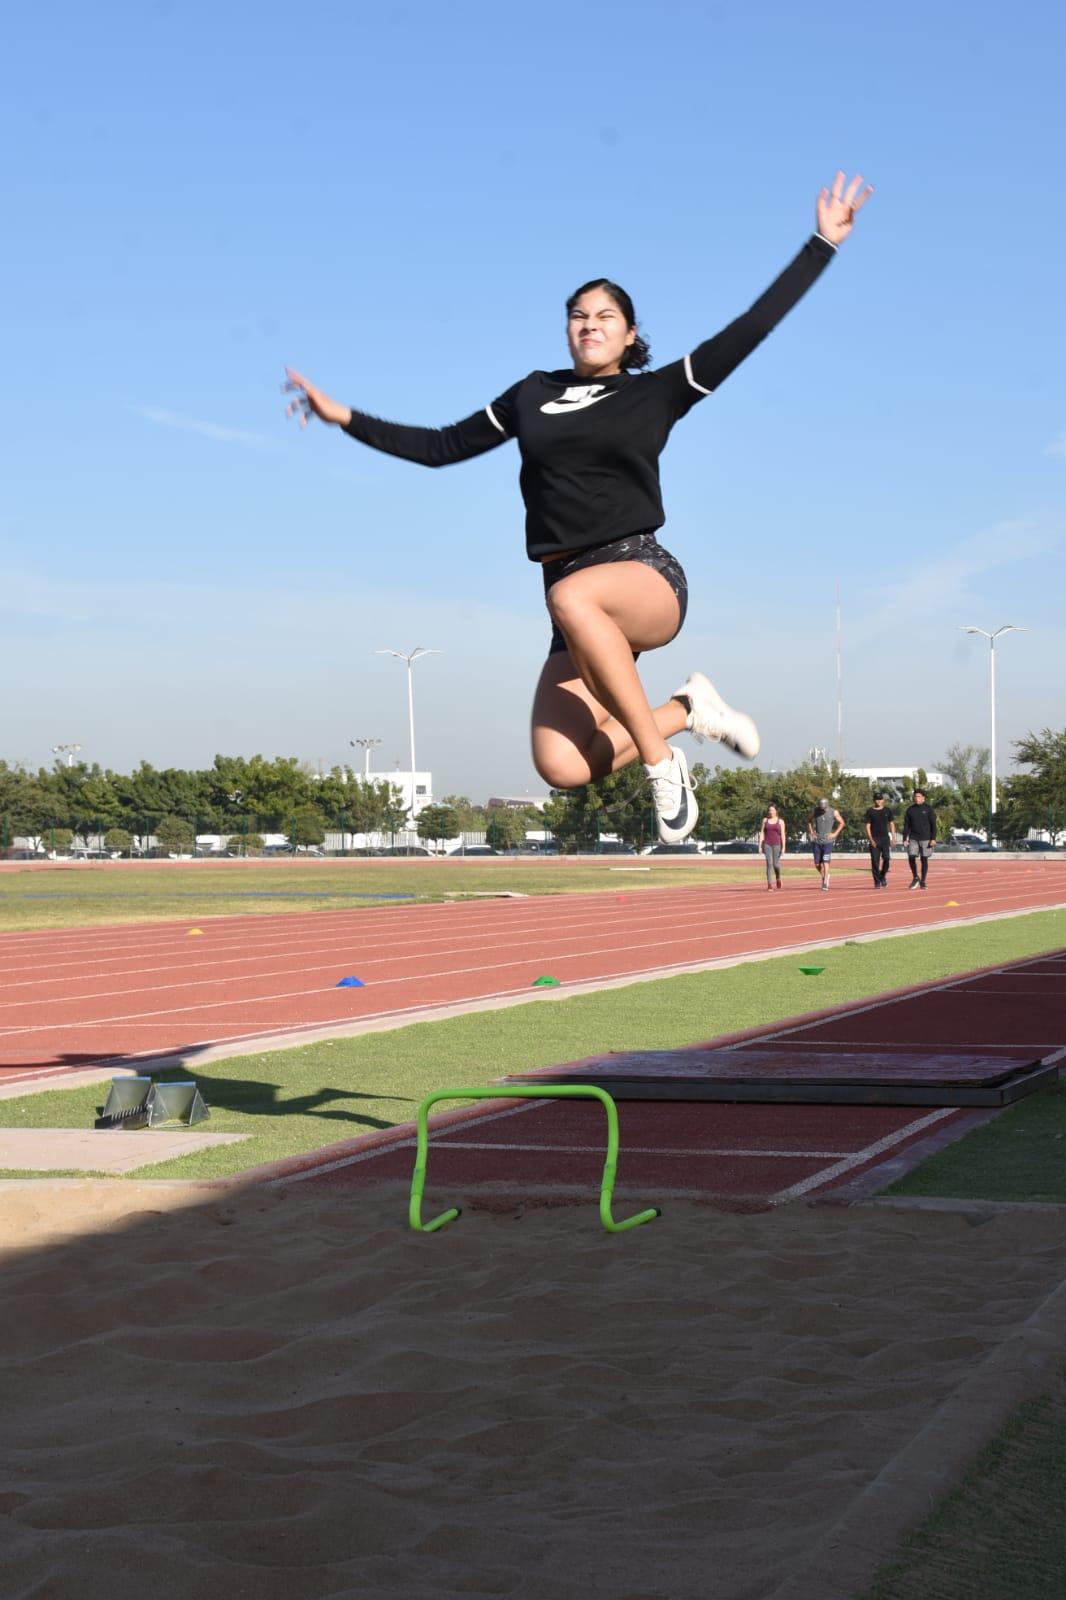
[645,746,698,845]
[673,672,760,760]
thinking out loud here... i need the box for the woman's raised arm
[666,172,873,404]
[283,367,518,468]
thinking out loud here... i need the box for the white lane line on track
[1,866,1056,971]
[271,1099,547,1184]
[724,950,1064,1054]
[422,1142,857,1159]
[767,1110,958,1204]
[2,880,1059,1003]
[740,1040,1065,1051]
[1,907,1063,1048]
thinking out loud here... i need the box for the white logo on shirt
[540,385,618,415]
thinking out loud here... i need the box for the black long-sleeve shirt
[903,802,938,842]
[342,234,836,559]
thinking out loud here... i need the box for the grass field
[0,858,764,930]
[861,1365,1066,1600]
[883,1080,1066,1203]
[1,908,1062,1182]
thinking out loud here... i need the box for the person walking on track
[809,797,845,891]
[903,787,938,890]
[758,802,787,891]
[284,173,872,845]
[864,791,897,888]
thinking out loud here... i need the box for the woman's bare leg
[532,653,688,787]
[531,562,687,788]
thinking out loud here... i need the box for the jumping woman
[284,172,871,843]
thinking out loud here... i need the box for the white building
[487,794,551,811]
[367,769,433,817]
[843,766,955,793]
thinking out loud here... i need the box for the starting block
[96,1077,210,1130]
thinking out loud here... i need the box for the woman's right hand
[283,367,351,428]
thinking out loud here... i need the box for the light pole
[51,743,81,767]
[960,625,1027,833]
[350,737,382,777]
[227,789,244,857]
[375,647,441,820]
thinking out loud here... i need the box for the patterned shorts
[541,531,689,656]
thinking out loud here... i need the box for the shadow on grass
[47,1044,415,1137]
[138,1067,411,1134]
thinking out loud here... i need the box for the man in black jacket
[903,788,937,890]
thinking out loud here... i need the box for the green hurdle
[409,1085,661,1235]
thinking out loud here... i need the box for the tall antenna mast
[835,580,843,768]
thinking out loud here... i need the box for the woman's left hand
[817,171,873,245]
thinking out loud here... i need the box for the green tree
[1005,728,1066,839]
[439,794,483,832]
[484,806,527,850]
[541,769,639,852]
[344,778,388,837]
[48,826,75,855]
[229,832,265,856]
[379,785,409,840]
[156,816,195,855]
[104,828,132,856]
[417,804,460,847]
[939,743,990,788]
[289,806,326,848]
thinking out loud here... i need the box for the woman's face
[767,805,778,819]
[567,288,636,377]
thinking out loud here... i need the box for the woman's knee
[532,744,589,790]
[545,579,596,638]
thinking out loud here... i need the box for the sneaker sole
[674,672,761,760]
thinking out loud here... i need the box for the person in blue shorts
[808,797,845,891]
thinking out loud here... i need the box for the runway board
[507,1048,1057,1107]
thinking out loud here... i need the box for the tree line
[540,734,1064,852]
[0,753,538,855]
[1,731,1061,855]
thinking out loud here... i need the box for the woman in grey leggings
[758,803,787,891]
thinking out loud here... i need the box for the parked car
[382,845,434,857]
[642,842,701,855]
[593,841,636,855]
[712,840,759,854]
[448,844,500,856]
[1020,839,1058,852]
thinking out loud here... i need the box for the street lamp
[960,625,1027,831]
[51,743,81,767]
[375,647,441,820]
[227,789,244,857]
[350,737,382,777]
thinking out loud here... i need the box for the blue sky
[3,0,1063,797]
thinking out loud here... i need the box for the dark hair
[565,278,651,371]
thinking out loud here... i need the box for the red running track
[280,948,1066,1208]
[0,858,1062,1087]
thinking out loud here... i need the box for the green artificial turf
[0,908,1061,1182]
[0,858,759,930]
[882,1081,1066,1203]
[861,1366,1066,1600]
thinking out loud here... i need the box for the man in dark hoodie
[903,787,937,890]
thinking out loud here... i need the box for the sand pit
[2,1180,1065,1599]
